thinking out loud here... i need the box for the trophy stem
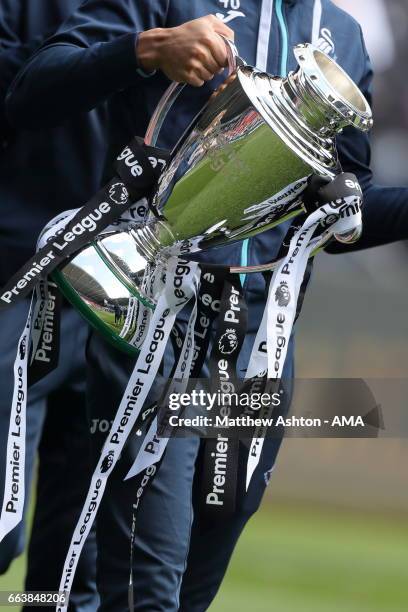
[130,220,174,263]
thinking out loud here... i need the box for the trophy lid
[293,44,372,132]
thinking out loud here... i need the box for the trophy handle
[144,37,243,147]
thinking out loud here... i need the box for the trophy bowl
[52,43,372,355]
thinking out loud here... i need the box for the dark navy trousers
[87,330,290,612]
[0,301,98,612]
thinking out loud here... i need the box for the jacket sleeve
[0,1,45,140]
[327,26,408,254]
[6,0,169,128]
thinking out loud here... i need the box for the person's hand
[136,15,235,87]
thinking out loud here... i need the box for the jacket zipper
[239,0,289,285]
[275,0,289,76]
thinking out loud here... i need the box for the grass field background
[1,500,407,612]
[1,439,407,612]
[212,503,408,612]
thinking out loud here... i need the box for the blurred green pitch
[212,502,408,612]
[0,501,407,611]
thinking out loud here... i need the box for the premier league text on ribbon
[0,201,112,305]
[4,364,24,516]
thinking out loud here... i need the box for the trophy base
[54,232,158,356]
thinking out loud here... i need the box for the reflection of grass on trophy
[159,125,309,245]
[98,310,121,332]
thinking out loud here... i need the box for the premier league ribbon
[199,276,248,518]
[0,277,63,542]
[0,136,169,545]
[124,265,228,509]
[57,256,200,611]
[245,173,363,488]
[0,139,169,309]
[0,299,32,541]
[124,277,200,481]
[0,163,363,612]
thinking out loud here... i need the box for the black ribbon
[127,264,235,608]
[199,274,248,519]
[28,280,61,387]
[0,140,170,309]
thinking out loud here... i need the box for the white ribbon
[0,298,33,541]
[125,287,199,480]
[119,298,137,339]
[56,256,199,612]
[0,197,153,546]
[245,196,362,488]
[129,261,164,349]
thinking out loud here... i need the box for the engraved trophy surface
[54,43,372,354]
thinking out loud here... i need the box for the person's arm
[327,26,408,254]
[6,0,234,129]
[0,0,45,142]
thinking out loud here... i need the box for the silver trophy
[53,41,372,354]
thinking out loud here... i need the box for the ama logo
[215,1,246,24]
[216,10,245,23]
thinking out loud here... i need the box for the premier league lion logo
[19,336,27,360]
[109,183,129,206]
[218,329,239,356]
[101,451,115,473]
[275,282,291,307]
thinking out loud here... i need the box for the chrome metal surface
[55,44,372,354]
[54,244,152,355]
[145,44,371,257]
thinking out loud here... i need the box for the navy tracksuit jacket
[0,1,107,609]
[5,1,408,611]
[0,0,107,284]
